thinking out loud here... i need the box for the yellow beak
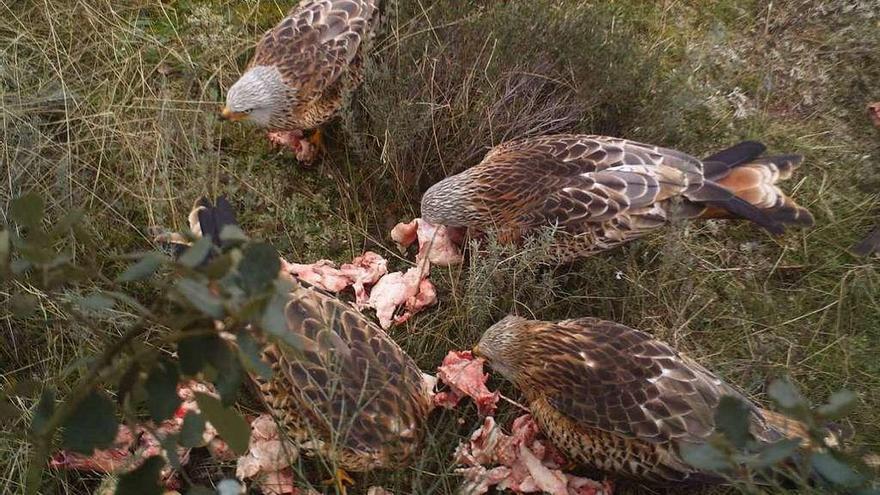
[472,344,481,357]
[220,106,248,122]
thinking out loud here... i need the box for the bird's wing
[477,135,707,231]
[251,0,377,100]
[521,317,757,445]
[267,284,428,456]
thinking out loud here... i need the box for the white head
[221,65,290,128]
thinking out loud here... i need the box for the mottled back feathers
[257,282,431,471]
[422,134,813,259]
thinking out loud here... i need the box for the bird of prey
[421,135,814,260]
[181,198,435,493]
[473,315,812,485]
[221,0,381,162]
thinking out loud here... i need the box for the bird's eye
[244,109,253,113]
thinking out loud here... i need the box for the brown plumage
[473,315,810,484]
[421,135,814,260]
[251,281,434,474]
[175,197,433,479]
[222,0,380,131]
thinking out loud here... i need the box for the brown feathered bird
[179,198,433,493]
[421,135,814,260]
[473,315,811,485]
[252,282,434,492]
[221,0,381,161]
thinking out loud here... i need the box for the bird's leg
[322,467,354,495]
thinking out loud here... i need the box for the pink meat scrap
[281,251,387,307]
[367,261,437,329]
[49,381,225,488]
[236,414,305,495]
[455,415,613,495]
[434,350,499,416]
[391,218,464,267]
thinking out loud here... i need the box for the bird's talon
[322,468,353,495]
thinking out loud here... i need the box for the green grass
[2,0,880,493]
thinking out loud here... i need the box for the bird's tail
[154,196,239,260]
[694,141,815,234]
[189,196,239,249]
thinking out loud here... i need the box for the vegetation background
[2,0,879,493]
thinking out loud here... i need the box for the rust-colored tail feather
[699,144,814,232]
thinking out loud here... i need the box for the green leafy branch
[681,378,878,494]
[1,193,299,495]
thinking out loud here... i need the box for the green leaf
[144,360,181,421]
[10,258,31,275]
[11,293,38,317]
[180,411,206,448]
[117,252,166,283]
[817,390,858,420]
[115,455,164,495]
[161,434,182,470]
[194,393,249,455]
[116,363,141,407]
[216,479,244,495]
[811,452,866,487]
[48,209,84,239]
[187,485,216,495]
[178,334,217,376]
[0,230,9,268]
[261,292,308,350]
[714,395,752,449]
[61,390,118,454]
[179,237,213,268]
[175,278,224,318]
[679,442,733,472]
[237,331,273,380]
[31,388,55,435]
[768,379,807,412]
[238,243,280,294]
[751,438,801,469]
[219,225,249,244]
[10,193,45,228]
[18,243,55,264]
[206,339,243,405]
[77,292,116,312]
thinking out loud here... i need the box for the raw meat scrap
[455,415,612,495]
[282,259,352,293]
[339,251,388,306]
[267,130,316,163]
[49,381,224,488]
[434,350,499,416]
[391,218,464,267]
[367,262,437,329]
[869,102,880,129]
[280,252,388,307]
[236,414,301,495]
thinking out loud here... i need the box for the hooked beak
[472,344,481,357]
[220,106,248,122]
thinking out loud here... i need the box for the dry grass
[2,0,879,493]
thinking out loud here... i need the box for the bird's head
[473,314,529,384]
[221,65,290,128]
[421,174,477,227]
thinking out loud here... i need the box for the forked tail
[696,141,815,234]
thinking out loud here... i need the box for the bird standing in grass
[182,198,435,494]
[473,315,813,485]
[221,0,381,162]
[421,135,814,260]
